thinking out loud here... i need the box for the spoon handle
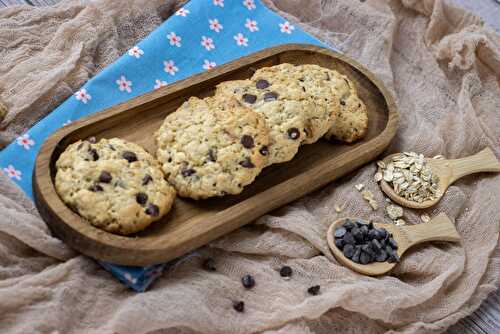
[448,148,500,183]
[402,213,461,250]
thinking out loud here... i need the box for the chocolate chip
[122,151,137,163]
[136,192,148,205]
[89,149,99,161]
[388,238,398,250]
[77,143,84,150]
[233,301,245,312]
[287,128,300,140]
[241,135,255,149]
[181,168,196,177]
[259,146,269,156]
[343,220,356,231]
[343,244,355,258]
[340,100,346,106]
[239,158,255,168]
[325,72,331,81]
[145,203,159,216]
[370,239,382,254]
[368,222,374,230]
[376,228,387,240]
[98,171,112,183]
[376,250,388,262]
[360,251,373,264]
[368,229,378,240]
[88,184,103,192]
[352,227,364,242]
[241,274,255,289]
[302,86,306,92]
[108,144,116,151]
[335,238,345,250]
[242,93,257,104]
[307,285,320,296]
[361,244,375,257]
[280,266,292,277]
[387,252,400,263]
[334,227,347,238]
[343,232,355,245]
[352,246,361,263]
[263,91,278,102]
[255,79,270,89]
[208,149,217,162]
[202,258,216,271]
[142,174,153,185]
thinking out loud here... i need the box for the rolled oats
[375,152,440,203]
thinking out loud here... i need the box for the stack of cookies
[54,63,368,235]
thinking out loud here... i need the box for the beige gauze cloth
[0,0,499,333]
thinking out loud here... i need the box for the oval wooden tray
[33,44,398,266]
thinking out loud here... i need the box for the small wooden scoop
[380,148,500,209]
[327,213,461,276]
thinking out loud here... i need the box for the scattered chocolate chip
[263,91,278,102]
[241,135,255,149]
[97,171,111,184]
[280,266,292,278]
[340,100,346,106]
[241,274,255,289]
[136,192,148,205]
[307,285,321,296]
[233,301,245,312]
[259,146,269,156]
[239,158,255,168]
[88,184,103,192]
[89,149,99,161]
[242,93,257,104]
[208,149,217,162]
[142,174,153,186]
[287,128,300,140]
[88,137,97,143]
[256,79,270,89]
[202,258,216,271]
[145,203,159,216]
[181,168,196,177]
[122,151,137,163]
[334,227,347,238]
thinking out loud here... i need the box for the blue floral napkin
[0,0,336,291]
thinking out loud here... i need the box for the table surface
[0,0,499,333]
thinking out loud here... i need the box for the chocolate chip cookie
[252,63,341,144]
[324,93,368,143]
[216,79,309,165]
[55,137,176,235]
[155,95,269,199]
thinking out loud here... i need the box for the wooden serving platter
[33,44,398,266]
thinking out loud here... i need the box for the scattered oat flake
[432,155,445,160]
[374,172,383,182]
[368,199,378,211]
[335,204,344,213]
[420,214,430,223]
[386,204,404,220]
[355,183,365,191]
[395,219,406,226]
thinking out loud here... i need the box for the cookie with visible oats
[55,137,176,235]
[216,79,309,165]
[324,93,368,143]
[155,95,269,199]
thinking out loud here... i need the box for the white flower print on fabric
[16,134,35,150]
[175,7,190,17]
[63,120,72,126]
[234,33,248,47]
[209,19,223,33]
[74,88,91,104]
[3,165,21,180]
[116,76,132,93]
[167,32,182,47]
[201,36,215,51]
[124,273,138,285]
[245,18,258,32]
[128,46,144,58]
[163,60,179,76]
[279,21,295,34]
[243,0,256,10]
[154,79,168,89]
[213,0,224,7]
[203,60,216,70]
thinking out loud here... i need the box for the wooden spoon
[380,148,500,209]
[326,213,461,276]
